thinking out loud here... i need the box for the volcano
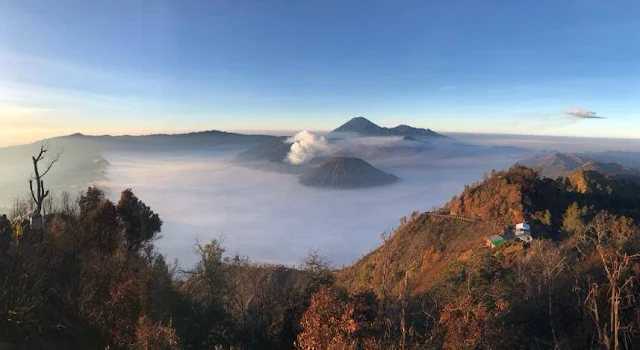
[299,156,399,189]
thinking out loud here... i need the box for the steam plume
[286,131,329,164]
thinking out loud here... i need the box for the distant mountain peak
[332,117,446,139]
[350,116,375,123]
[333,117,385,135]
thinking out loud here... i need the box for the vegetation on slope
[330,165,640,349]
[521,152,640,179]
[2,151,640,349]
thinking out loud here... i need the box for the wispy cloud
[564,106,604,119]
[0,50,162,94]
[515,106,605,122]
[510,105,606,134]
[0,80,146,111]
[0,48,165,125]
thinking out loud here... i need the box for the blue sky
[0,0,638,145]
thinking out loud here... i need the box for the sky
[1,0,639,146]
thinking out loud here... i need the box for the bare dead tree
[57,191,78,217]
[581,214,640,350]
[378,231,393,316]
[29,143,62,212]
[400,257,419,350]
[534,240,566,350]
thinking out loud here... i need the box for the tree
[117,189,163,253]
[79,187,107,216]
[529,240,566,348]
[29,143,62,212]
[296,289,356,350]
[562,202,588,236]
[302,250,334,291]
[581,212,640,350]
[134,315,180,350]
[436,294,510,350]
[541,209,552,226]
[192,239,228,305]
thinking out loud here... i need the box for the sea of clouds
[100,147,524,268]
[4,133,638,268]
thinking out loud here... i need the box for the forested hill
[444,166,568,233]
[2,164,640,349]
[340,165,640,293]
[334,165,640,348]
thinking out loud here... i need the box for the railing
[426,212,480,223]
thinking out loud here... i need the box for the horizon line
[2,127,640,149]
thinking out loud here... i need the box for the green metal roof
[488,235,507,246]
[493,238,507,246]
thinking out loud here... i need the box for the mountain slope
[578,161,640,179]
[444,166,568,229]
[57,130,278,152]
[520,152,640,179]
[338,212,502,295]
[236,137,292,163]
[0,130,278,210]
[332,117,448,139]
[389,124,446,139]
[332,117,391,136]
[0,130,278,160]
[338,165,570,294]
[339,164,640,296]
[299,156,398,189]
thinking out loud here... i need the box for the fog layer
[101,148,524,267]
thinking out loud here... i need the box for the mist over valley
[3,117,639,268]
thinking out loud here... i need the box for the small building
[515,234,533,244]
[486,235,507,248]
[515,222,531,236]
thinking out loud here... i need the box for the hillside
[563,168,640,220]
[0,130,277,170]
[578,161,640,179]
[339,164,640,295]
[0,130,278,210]
[444,166,568,231]
[56,130,277,152]
[235,136,292,163]
[0,131,277,159]
[521,152,640,179]
[338,166,566,292]
[3,159,640,349]
[338,213,502,295]
[332,117,448,139]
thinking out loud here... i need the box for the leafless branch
[41,149,62,177]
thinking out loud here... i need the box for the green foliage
[117,189,163,253]
[562,202,588,237]
[541,209,552,226]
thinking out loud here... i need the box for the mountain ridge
[521,152,640,179]
[332,116,448,139]
[1,129,278,151]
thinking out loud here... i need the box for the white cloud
[564,106,604,119]
[95,148,525,267]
